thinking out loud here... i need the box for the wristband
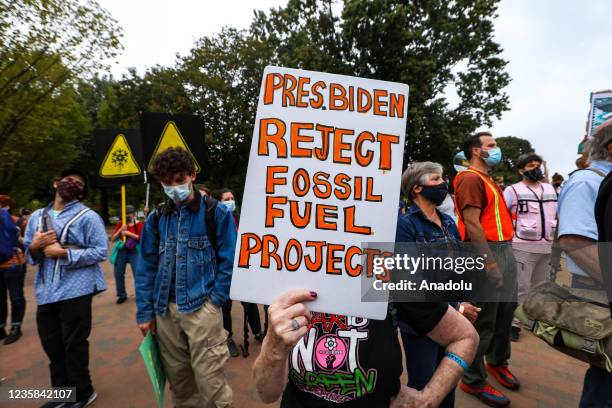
[445,351,469,372]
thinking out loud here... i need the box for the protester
[110,204,143,304]
[551,172,564,194]
[136,147,235,407]
[195,184,211,197]
[503,153,557,341]
[218,188,264,357]
[493,176,505,190]
[23,169,107,408]
[0,195,27,345]
[397,162,481,407]
[557,119,612,407]
[454,132,518,407]
[253,288,478,407]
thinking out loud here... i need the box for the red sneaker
[486,363,521,390]
[460,381,510,407]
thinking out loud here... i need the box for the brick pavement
[0,259,588,407]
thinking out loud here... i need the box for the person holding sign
[135,147,236,408]
[110,204,143,304]
[253,290,478,407]
[23,169,107,408]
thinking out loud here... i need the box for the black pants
[222,300,262,338]
[0,265,26,328]
[36,294,94,401]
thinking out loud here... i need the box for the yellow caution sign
[147,121,201,173]
[99,133,142,178]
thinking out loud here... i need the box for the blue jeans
[113,249,139,299]
[401,325,455,408]
[579,365,612,408]
[0,265,26,328]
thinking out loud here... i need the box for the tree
[492,136,534,184]
[251,0,510,169]
[0,0,123,206]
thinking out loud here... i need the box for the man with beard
[24,169,107,408]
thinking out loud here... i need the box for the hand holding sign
[231,66,408,319]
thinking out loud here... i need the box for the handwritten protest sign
[230,66,408,319]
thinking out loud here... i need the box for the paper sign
[588,91,612,138]
[139,332,166,408]
[230,66,408,320]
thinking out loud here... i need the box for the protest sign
[230,66,408,319]
[588,91,612,138]
[94,129,143,186]
[140,112,205,175]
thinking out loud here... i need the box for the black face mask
[523,167,543,181]
[419,181,448,206]
[56,179,83,202]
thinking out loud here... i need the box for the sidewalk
[0,259,587,407]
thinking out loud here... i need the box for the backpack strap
[152,197,218,249]
[204,196,218,250]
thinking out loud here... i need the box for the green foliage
[0,0,123,206]
[253,0,511,171]
[1,0,511,210]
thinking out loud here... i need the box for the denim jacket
[394,204,462,334]
[396,204,461,243]
[135,192,236,324]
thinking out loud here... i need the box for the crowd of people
[0,119,611,408]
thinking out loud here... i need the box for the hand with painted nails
[265,289,317,354]
[253,289,318,403]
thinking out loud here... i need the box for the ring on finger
[291,319,300,331]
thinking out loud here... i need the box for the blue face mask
[163,182,192,203]
[482,147,502,167]
[222,200,236,212]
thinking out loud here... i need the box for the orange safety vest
[453,168,514,242]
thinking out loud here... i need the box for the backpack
[514,281,612,372]
[0,209,18,263]
[153,196,219,249]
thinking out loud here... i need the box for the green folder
[139,332,166,408]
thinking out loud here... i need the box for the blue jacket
[24,201,108,305]
[396,204,461,243]
[135,192,236,324]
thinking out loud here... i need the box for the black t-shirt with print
[280,302,448,408]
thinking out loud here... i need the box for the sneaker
[228,339,239,357]
[486,363,521,390]
[510,326,520,342]
[460,381,510,407]
[40,402,65,408]
[116,297,127,304]
[4,326,22,345]
[65,392,97,408]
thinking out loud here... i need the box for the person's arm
[557,174,602,280]
[503,187,515,213]
[391,305,479,407]
[24,212,56,263]
[462,206,502,288]
[558,235,602,281]
[110,222,123,242]
[58,213,108,267]
[135,212,159,329]
[253,289,316,403]
[209,204,237,308]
